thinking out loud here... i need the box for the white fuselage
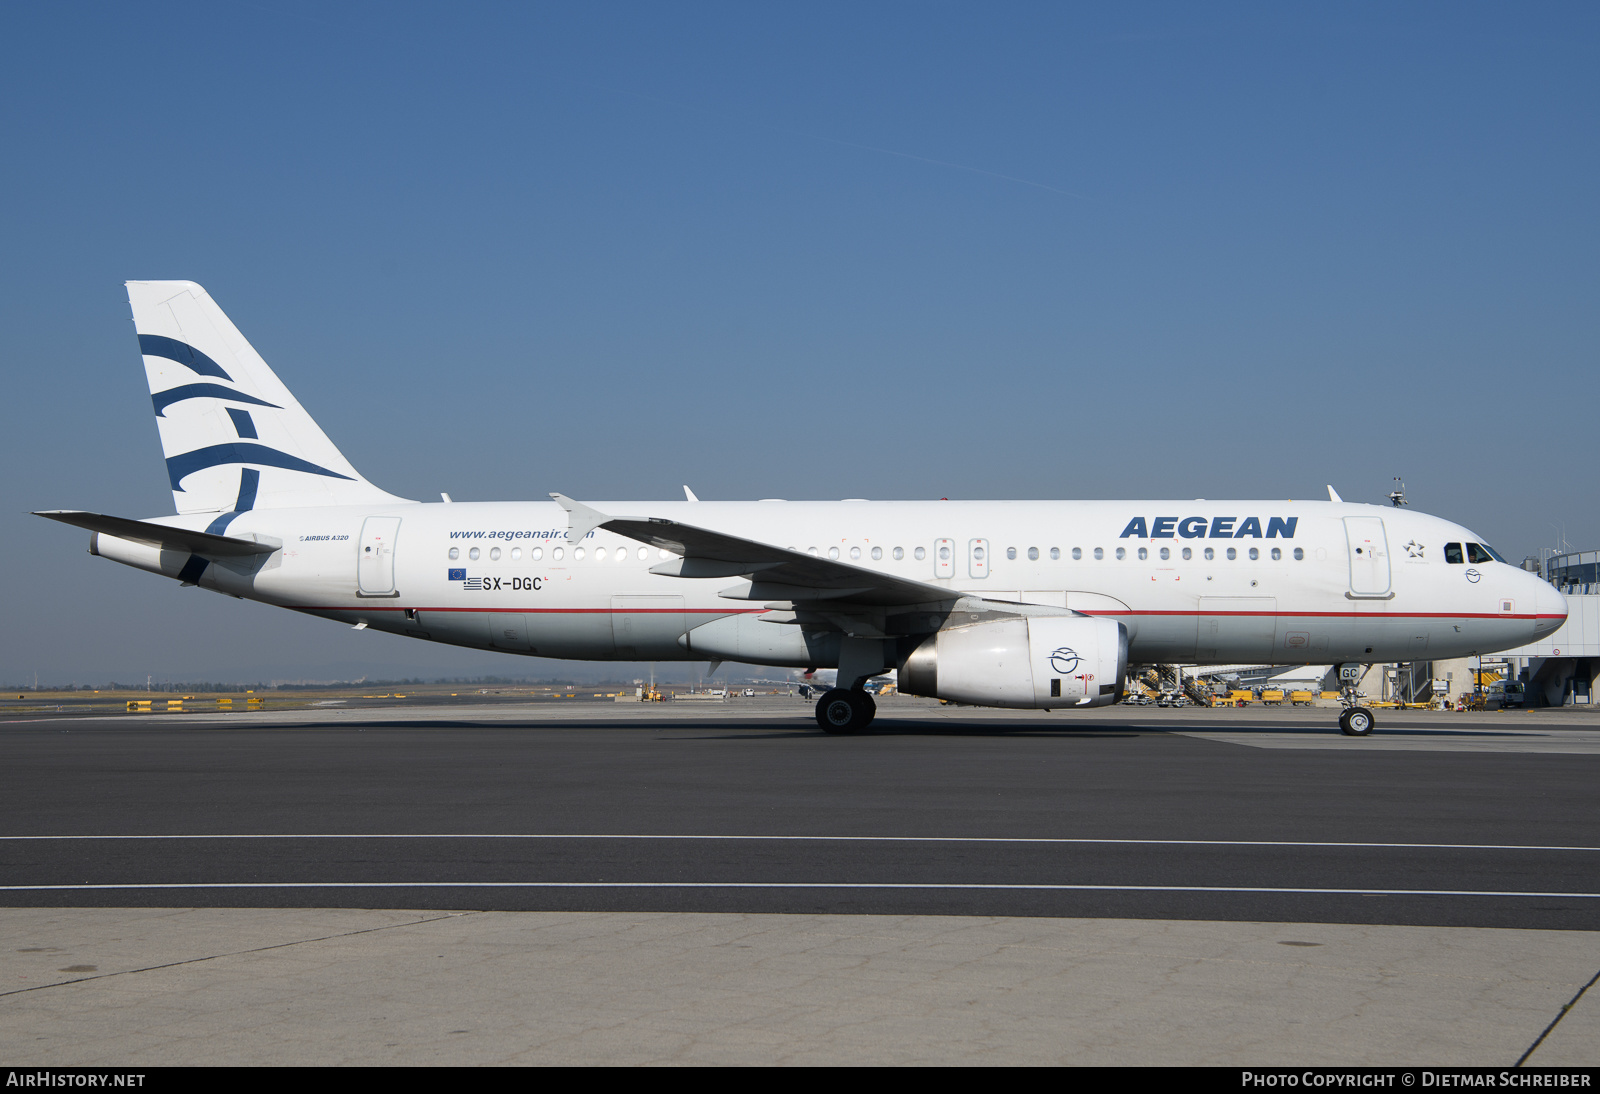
[91,498,1567,670]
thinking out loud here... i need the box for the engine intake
[899,616,1128,709]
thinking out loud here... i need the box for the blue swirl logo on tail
[166,443,353,492]
[138,335,232,380]
[152,383,281,417]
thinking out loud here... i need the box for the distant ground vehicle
[1486,680,1526,710]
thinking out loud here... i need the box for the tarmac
[3,698,1597,1066]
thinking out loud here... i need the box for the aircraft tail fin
[127,280,411,514]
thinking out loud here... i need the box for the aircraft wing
[34,510,280,558]
[552,494,961,608]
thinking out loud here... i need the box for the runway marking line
[1,882,1598,898]
[3,834,1599,852]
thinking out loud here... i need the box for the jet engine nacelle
[898,616,1128,709]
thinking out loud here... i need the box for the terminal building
[1494,551,1600,707]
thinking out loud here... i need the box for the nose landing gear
[1338,706,1375,736]
[1334,663,1376,736]
[816,688,876,734]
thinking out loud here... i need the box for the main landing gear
[816,689,876,734]
[1338,706,1375,736]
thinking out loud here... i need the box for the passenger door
[357,516,401,597]
[1344,517,1391,597]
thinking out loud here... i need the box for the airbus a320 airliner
[37,282,1567,735]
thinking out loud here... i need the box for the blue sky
[3,2,1596,683]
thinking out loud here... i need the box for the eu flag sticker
[448,568,466,581]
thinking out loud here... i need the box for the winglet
[550,493,613,543]
[683,485,699,502]
[1326,485,1343,503]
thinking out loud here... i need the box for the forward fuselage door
[1343,516,1391,597]
[357,516,401,597]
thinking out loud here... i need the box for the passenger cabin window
[1137,547,1148,561]
[1293,548,1304,560]
[915,547,926,561]
[1159,547,1169,560]
[1114,547,1124,560]
[893,547,904,560]
[1051,548,1061,560]
[489,547,501,561]
[449,547,459,560]
[1181,547,1191,560]
[1071,548,1081,560]
[1094,547,1103,560]
[1445,543,1464,564]
[1006,547,1016,560]
[1204,547,1214,561]
[1028,547,1039,561]
[871,547,882,560]
[1270,547,1281,561]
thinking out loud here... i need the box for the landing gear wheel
[1339,707,1375,736]
[816,689,876,734]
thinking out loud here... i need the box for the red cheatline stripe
[1,881,1597,898]
[293,606,1561,620]
[297,606,767,614]
[1101,610,1562,620]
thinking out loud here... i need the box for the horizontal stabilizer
[34,510,279,557]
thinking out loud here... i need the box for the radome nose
[1530,573,1567,638]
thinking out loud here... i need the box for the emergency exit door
[357,516,401,596]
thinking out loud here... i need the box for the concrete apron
[2,909,1597,1066]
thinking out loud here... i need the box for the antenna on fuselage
[1387,478,1407,507]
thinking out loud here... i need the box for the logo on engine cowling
[1049,648,1082,674]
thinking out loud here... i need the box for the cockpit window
[1466,543,1500,564]
[1444,543,1464,564]
[1482,543,1507,563]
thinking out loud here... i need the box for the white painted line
[1,834,1597,852]
[0,881,1597,898]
